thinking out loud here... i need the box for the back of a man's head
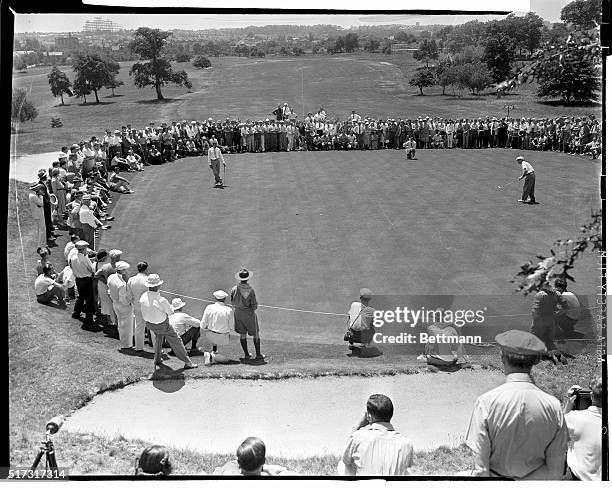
[366,394,394,423]
[590,376,603,406]
[237,437,266,474]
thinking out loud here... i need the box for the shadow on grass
[135,98,181,105]
[38,301,68,311]
[152,377,185,393]
[536,99,601,108]
[103,94,125,98]
[77,101,116,106]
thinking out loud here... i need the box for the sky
[13,1,574,33]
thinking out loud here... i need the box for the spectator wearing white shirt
[107,261,134,350]
[139,274,197,370]
[35,263,66,307]
[563,377,603,480]
[201,290,234,365]
[207,140,226,187]
[78,195,104,249]
[553,278,584,339]
[64,234,80,264]
[126,261,150,352]
[168,298,202,358]
[69,240,98,329]
[338,394,414,476]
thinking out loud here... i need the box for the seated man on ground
[148,145,163,165]
[168,298,203,357]
[35,263,66,307]
[338,394,414,475]
[107,171,134,194]
[213,437,294,476]
[403,137,417,160]
[553,278,583,339]
[584,138,601,159]
[200,290,234,366]
[110,153,133,172]
[346,288,378,356]
[417,309,470,367]
[126,149,144,171]
[563,376,602,480]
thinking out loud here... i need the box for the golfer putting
[208,139,226,188]
[516,156,538,204]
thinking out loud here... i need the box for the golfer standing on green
[517,156,537,204]
[231,268,264,361]
[208,139,226,187]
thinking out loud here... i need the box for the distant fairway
[97,148,600,351]
[12,53,601,156]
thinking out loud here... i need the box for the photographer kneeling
[563,377,602,480]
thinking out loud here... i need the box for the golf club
[496,179,516,191]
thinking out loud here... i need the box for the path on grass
[63,370,503,458]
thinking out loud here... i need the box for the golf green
[97,148,601,350]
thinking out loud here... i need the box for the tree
[292,46,305,56]
[413,39,438,67]
[394,31,410,43]
[11,89,38,131]
[193,42,204,55]
[249,46,265,58]
[465,62,494,94]
[47,67,73,105]
[73,54,114,103]
[366,39,380,53]
[522,12,545,56]
[344,33,359,53]
[436,62,456,95]
[16,58,28,72]
[497,30,601,105]
[483,34,515,82]
[103,58,123,97]
[409,67,437,95]
[129,27,192,100]
[72,76,92,104]
[334,36,345,53]
[175,53,191,63]
[561,0,602,30]
[192,55,211,69]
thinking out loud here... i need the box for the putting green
[97,149,600,351]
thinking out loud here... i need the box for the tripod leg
[30,448,44,471]
[46,441,58,470]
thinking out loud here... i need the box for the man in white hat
[69,240,99,329]
[231,268,264,361]
[107,261,134,350]
[516,156,537,204]
[127,261,150,352]
[207,139,226,187]
[139,274,198,370]
[201,290,234,365]
[169,297,203,356]
[28,183,48,251]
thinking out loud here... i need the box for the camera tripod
[30,416,63,473]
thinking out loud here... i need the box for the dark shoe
[183,362,199,370]
[72,312,82,320]
[254,354,266,360]
[168,350,176,356]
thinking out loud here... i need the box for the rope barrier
[161,289,603,319]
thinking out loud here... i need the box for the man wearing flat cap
[69,240,99,329]
[464,330,567,479]
[346,289,376,356]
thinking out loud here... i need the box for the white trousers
[98,281,116,321]
[113,303,134,349]
[133,308,146,351]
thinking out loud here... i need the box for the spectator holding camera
[563,377,603,480]
[338,394,413,476]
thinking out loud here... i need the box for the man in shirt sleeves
[139,274,198,370]
[464,330,567,479]
[207,139,226,187]
[200,290,234,366]
[516,156,538,204]
[338,394,414,476]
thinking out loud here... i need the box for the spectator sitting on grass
[35,263,66,307]
[585,138,601,159]
[148,145,162,165]
[36,247,51,275]
[417,309,470,368]
[213,437,294,476]
[135,445,173,476]
[338,394,414,476]
[110,153,133,173]
[126,149,144,172]
[563,376,602,480]
[107,171,134,194]
[346,288,376,356]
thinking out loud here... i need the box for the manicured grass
[12,53,601,156]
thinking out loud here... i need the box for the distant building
[390,43,416,53]
[83,17,123,33]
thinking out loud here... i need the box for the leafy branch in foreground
[513,210,602,294]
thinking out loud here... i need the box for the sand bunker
[63,370,503,458]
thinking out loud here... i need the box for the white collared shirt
[140,290,174,324]
[201,301,234,334]
[126,273,150,310]
[521,161,534,174]
[565,405,602,480]
[107,273,130,307]
[207,146,225,164]
[169,311,200,337]
[341,422,413,476]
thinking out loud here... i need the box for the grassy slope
[12,53,601,156]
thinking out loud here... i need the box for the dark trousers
[43,202,54,238]
[531,317,555,350]
[75,276,96,322]
[210,159,222,185]
[521,173,536,202]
